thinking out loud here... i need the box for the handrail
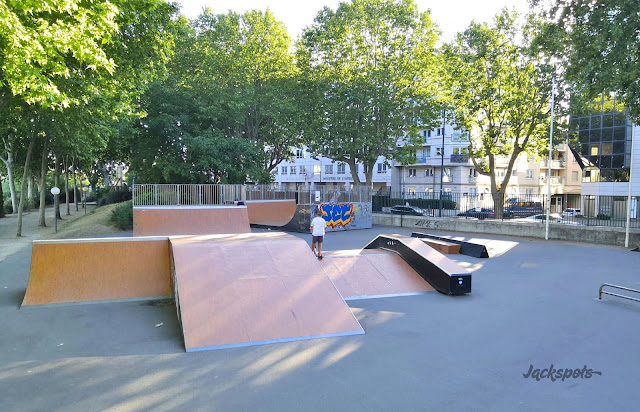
[599,283,640,303]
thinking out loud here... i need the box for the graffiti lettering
[321,203,354,228]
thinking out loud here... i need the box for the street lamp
[50,186,60,233]
[82,186,89,215]
[439,109,446,217]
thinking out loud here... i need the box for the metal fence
[133,184,372,207]
[373,191,639,229]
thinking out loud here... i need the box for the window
[408,168,417,177]
[590,145,599,156]
[299,166,306,175]
[425,188,433,194]
[497,169,505,177]
[469,168,477,177]
[602,142,613,155]
[427,130,431,137]
[314,165,321,175]
[526,170,533,179]
[290,166,297,175]
[295,149,304,159]
[377,163,387,173]
[512,170,517,177]
[572,171,579,182]
[445,168,451,177]
[281,166,288,175]
[435,147,443,156]
[526,188,534,196]
[437,128,441,136]
[337,163,346,174]
[426,168,434,177]
[274,168,279,175]
[408,187,416,195]
[325,164,333,174]
[423,147,431,157]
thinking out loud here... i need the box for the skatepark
[1,200,639,410]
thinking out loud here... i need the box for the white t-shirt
[311,216,327,236]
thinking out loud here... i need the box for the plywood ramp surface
[169,232,363,352]
[22,238,172,306]
[133,206,250,236]
[245,200,296,227]
[319,252,435,299]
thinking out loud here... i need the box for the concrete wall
[373,213,640,248]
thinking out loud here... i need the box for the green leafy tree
[296,0,441,185]
[443,10,560,217]
[534,0,640,122]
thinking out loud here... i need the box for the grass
[47,203,132,240]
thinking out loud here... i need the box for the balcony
[541,160,567,169]
[540,176,564,185]
[450,154,469,163]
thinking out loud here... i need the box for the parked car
[390,205,426,216]
[562,208,581,217]
[457,207,495,220]
[504,200,543,217]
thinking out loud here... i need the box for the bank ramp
[169,232,364,352]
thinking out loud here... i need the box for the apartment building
[272,147,391,192]
[390,122,583,212]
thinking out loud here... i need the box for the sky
[175,0,531,42]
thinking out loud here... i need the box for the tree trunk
[38,137,49,227]
[347,160,362,184]
[64,156,70,215]
[0,176,4,218]
[1,140,18,213]
[73,158,78,212]
[54,154,61,219]
[492,190,505,219]
[27,174,34,205]
[16,136,37,237]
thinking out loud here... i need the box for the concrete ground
[1,224,639,411]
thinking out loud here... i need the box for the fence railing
[133,184,372,207]
[372,192,639,229]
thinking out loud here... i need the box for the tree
[534,0,640,122]
[443,10,560,217]
[296,0,441,185]
[131,9,300,184]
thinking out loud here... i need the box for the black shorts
[312,235,324,244]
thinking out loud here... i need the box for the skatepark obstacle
[245,199,296,227]
[319,249,435,299]
[22,237,172,306]
[364,234,471,295]
[133,205,251,236]
[169,232,364,351]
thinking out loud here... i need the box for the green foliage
[131,9,297,184]
[537,0,640,122]
[109,200,133,230]
[443,10,560,216]
[96,189,132,207]
[296,0,441,184]
[0,0,118,107]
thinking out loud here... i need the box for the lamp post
[50,186,60,233]
[439,109,446,217]
[82,186,88,215]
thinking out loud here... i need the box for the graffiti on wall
[320,203,354,228]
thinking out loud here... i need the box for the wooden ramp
[133,206,251,236]
[319,250,435,300]
[169,232,364,352]
[245,199,296,226]
[22,237,172,306]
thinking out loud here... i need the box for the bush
[110,201,133,230]
[596,213,611,220]
[97,189,132,206]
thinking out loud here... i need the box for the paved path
[0,203,96,263]
[1,225,639,411]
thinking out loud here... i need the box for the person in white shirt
[310,209,327,258]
